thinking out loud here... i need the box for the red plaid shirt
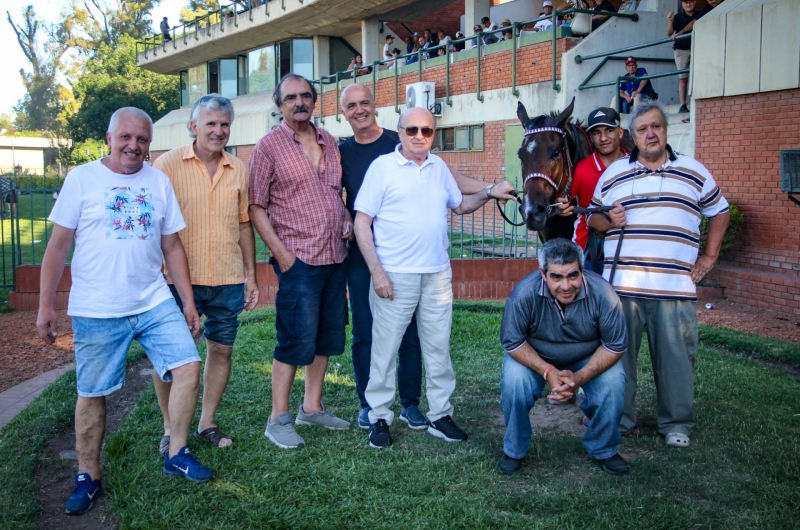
[249,121,347,265]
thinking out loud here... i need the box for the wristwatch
[484,184,495,199]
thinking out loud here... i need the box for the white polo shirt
[354,145,462,274]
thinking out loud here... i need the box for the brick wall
[318,38,579,118]
[386,0,465,42]
[694,88,800,315]
[9,260,539,311]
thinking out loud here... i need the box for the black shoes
[369,419,393,448]
[593,453,630,476]
[427,415,468,442]
[498,453,524,475]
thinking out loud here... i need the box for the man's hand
[36,307,59,344]
[184,304,201,337]
[341,218,354,241]
[372,269,394,300]
[608,201,627,228]
[555,196,575,217]
[545,370,577,402]
[691,254,717,284]
[488,180,519,206]
[277,253,296,273]
[243,277,260,311]
[667,11,674,20]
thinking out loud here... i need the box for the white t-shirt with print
[49,159,186,318]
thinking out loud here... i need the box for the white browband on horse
[521,125,575,219]
[523,126,565,136]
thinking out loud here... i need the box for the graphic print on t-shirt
[104,187,155,240]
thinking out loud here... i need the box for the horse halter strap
[522,126,576,217]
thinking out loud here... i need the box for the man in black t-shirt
[591,0,617,32]
[338,83,516,430]
[668,0,703,113]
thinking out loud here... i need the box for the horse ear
[556,97,576,127]
[517,101,531,128]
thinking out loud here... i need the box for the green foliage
[69,0,159,50]
[69,35,179,142]
[70,138,107,165]
[699,324,800,367]
[700,201,743,257]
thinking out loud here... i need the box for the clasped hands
[545,369,583,403]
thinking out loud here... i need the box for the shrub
[699,201,743,257]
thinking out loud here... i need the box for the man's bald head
[341,83,379,135]
[340,83,374,108]
[398,107,435,129]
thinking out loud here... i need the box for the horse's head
[516,99,575,231]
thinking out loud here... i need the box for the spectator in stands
[481,16,499,44]
[405,36,414,54]
[535,1,556,31]
[160,17,172,41]
[501,28,513,41]
[591,0,617,31]
[417,34,431,60]
[519,20,538,38]
[668,0,702,113]
[390,48,405,68]
[702,0,723,14]
[471,24,482,48]
[348,55,372,78]
[618,57,657,114]
[618,0,638,11]
[454,31,466,52]
[437,30,452,48]
[383,35,394,63]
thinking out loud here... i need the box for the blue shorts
[72,299,201,397]
[271,257,347,366]
[169,284,245,347]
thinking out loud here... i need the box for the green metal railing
[576,34,691,114]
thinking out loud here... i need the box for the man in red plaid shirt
[249,74,354,449]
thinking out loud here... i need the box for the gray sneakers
[295,404,351,430]
[265,413,306,449]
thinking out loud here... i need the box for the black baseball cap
[586,107,621,131]
[386,35,394,40]
[481,16,491,24]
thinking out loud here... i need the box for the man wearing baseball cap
[559,107,627,274]
[534,1,555,32]
[383,35,394,62]
[619,57,656,114]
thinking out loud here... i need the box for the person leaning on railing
[617,57,657,114]
[590,0,617,31]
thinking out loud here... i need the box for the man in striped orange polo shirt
[151,94,259,452]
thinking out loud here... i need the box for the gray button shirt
[501,270,627,366]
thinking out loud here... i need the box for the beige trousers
[366,268,456,425]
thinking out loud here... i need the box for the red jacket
[570,149,627,249]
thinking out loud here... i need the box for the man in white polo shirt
[354,107,495,449]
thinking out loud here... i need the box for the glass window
[248,45,276,94]
[292,39,314,80]
[219,58,238,98]
[188,64,208,105]
[238,55,248,96]
[224,146,237,156]
[471,125,484,150]
[180,70,189,107]
[455,127,470,150]
[431,129,444,152]
[278,40,291,80]
[443,128,455,151]
[208,60,219,94]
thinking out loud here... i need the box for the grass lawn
[2,302,800,529]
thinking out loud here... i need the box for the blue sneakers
[65,473,103,515]
[399,406,429,430]
[163,446,214,483]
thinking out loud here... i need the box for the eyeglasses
[400,126,435,138]
[197,95,231,105]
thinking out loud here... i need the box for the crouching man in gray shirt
[499,238,629,476]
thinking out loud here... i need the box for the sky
[1,0,186,118]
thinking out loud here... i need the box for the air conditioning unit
[406,82,436,112]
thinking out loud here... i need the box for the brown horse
[516,98,593,242]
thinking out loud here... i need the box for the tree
[6,6,72,132]
[69,34,179,142]
[179,0,221,25]
[68,0,161,51]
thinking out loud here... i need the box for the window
[219,58,238,99]
[208,60,219,94]
[180,70,189,107]
[248,45,276,93]
[224,146,237,156]
[187,64,208,105]
[238,55,248,96]
[432,125,484,152]
[292,39,314,80]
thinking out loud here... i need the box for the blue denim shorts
[271,257,347,366]
[72,299,201,397]
[169,284,245,346]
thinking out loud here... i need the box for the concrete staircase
[620,103,694,157]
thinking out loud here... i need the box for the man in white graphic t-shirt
[37,107,214,516]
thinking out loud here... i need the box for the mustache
[293,105,310,114]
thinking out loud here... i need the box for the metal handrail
[575,34,690,63]
[613,69,688,114]
[579,56,675,90]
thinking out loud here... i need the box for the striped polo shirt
[590,146,729,301]
[154,145,250,286]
